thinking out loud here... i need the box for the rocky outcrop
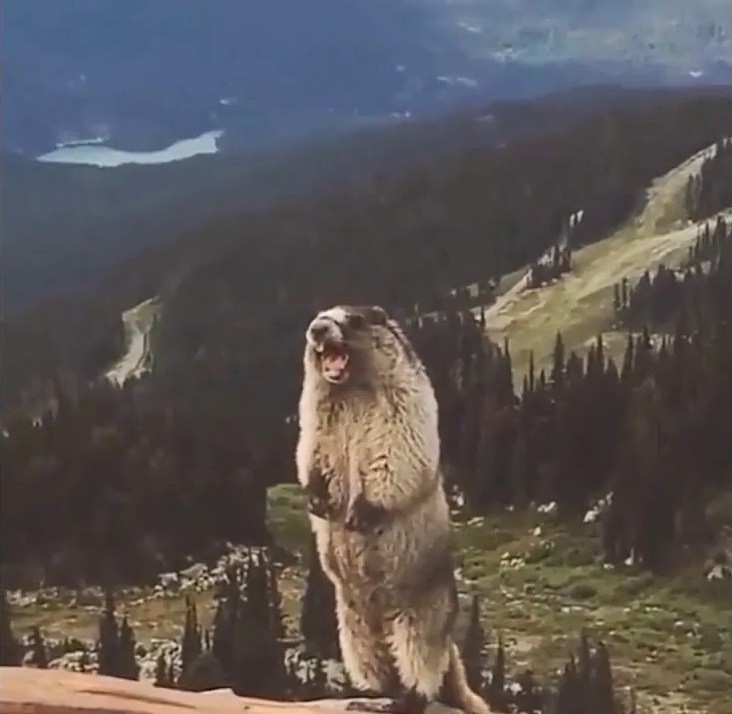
[0,668,458,714]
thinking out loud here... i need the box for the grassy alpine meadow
[12,483,732,714]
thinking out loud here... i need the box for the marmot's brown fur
[296,304,493,714]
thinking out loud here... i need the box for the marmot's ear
[367,306,388,325]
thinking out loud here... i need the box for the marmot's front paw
[305,470,332,520]
[307,491,330,519]
[344,493,388,533]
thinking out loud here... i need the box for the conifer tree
[301,535,340,660]
[117,615,140,680]
[181,596,202,677]
[154,651,170,688]
[485,633,505,708]
[462,595,485,692]
[97,590,119,677]
[0,590,21,666]
[29,626,48,669]
[551,332,565,390]
[592,641,616,714]
[212,565,240,678]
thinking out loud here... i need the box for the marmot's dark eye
[348,314,367,329]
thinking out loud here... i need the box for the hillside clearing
[105,297,160,386]
[479,140,730,381]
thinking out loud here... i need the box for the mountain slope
[3,88,731,418]
[479,140,732,377]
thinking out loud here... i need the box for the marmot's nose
[309,323,329,342]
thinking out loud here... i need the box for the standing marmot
[296,304,493,714]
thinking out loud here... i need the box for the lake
[36,129,224,167]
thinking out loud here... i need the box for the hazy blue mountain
[4,0,730,156]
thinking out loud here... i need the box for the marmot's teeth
[315,344,325,354]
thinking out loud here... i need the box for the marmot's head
[304,304,417,388]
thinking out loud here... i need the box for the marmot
[296,304,493,714]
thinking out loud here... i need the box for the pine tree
[551,332,565,390]
[29,626,48,669]
[154,651,170,688]
[97,589,119,677]
[591,641,616,714]
[181,596,202,677]
[212,565,240,678]
[167,661,177,688]
[554,656,579,713]
[462,595,485,692]
[230,556,286,697]
[117,615,140,680]
[0,590,21,666]
[178,651,228,693]
[301,535,340,660]
[620,333,634,383]
[528,351,535,392]
[485,633,505,708]
[578,628,591,682]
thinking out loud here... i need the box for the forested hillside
[4,85,658,313]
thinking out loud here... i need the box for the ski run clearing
[105,297,161,386]
[477,140,731,381]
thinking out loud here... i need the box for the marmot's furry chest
[317,394,395,496]
[325,489,452,607]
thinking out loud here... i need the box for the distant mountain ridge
[3,0,730,156]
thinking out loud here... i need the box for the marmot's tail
[442,642,495,714]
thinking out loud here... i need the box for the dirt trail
[105,297,161,386]
[479,140,729,379]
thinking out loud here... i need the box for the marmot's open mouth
[316,343,350,383]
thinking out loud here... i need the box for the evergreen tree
[97,589,119,677]
[462,595,485,692]
[301,535,340,660]
[0,590,21,666]
[181,596,203,677]
[485,633,505,708]
[229,555,287,697]
[117,615,140,680]
[591,641,616,714]
[154,651,170,688]
[167,661,177,688]
[551,332,566,390]
[178,651,228,693]
[28,626,48,669]
[212,565,240,679]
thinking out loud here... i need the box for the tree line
[685,137,732,221]
[1,574,635,713]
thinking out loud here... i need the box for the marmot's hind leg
[387,584,456,701]
[337,591,397,694]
